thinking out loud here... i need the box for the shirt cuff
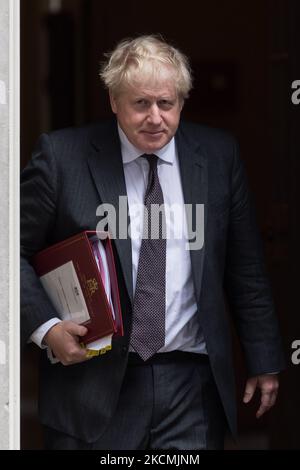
[29,318,62,349]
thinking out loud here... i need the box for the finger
[60,344,88,365]
[256,403,270,418]
[66,322,88,337]
[263,390,278,408]
[77,325,88,337]
[256,391,278,418]
[243,378,257,403]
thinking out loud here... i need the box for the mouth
[141,130,165,136]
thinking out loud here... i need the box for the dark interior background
[21,0,300,449]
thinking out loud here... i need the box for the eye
[158,100,174,110]
[135,99,148,106]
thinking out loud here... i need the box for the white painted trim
[9,0,20,450]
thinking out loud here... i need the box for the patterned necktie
[130,154,166,361]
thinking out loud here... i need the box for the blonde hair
[100,35,192,100]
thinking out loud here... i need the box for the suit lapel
[176,125,208,302]
[87,120,134,304]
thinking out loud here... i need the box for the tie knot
[142,154,158,170]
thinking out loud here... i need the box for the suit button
[121,346,128,356]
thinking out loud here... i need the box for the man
[21,35,285,450]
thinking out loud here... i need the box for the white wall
[0,0,19,450]
[0,0,10,450]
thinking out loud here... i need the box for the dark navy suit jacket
[21,118,285,442]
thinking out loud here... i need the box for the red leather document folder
[32,231,123,345]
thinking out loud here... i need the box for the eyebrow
[133,95,176,101]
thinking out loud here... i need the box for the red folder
[32,231,123,345]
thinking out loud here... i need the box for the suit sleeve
[224,139,286,376]
[21,134,60,347]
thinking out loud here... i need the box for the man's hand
[43,321,90,366]
[243,374,279,418]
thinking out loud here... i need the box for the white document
[40,260,90,324]
[87,334,112,351]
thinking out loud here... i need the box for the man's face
[110,80,183,153]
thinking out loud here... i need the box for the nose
[147,104,162,125]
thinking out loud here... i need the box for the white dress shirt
[31,125,207,355]
[119,126,207,354]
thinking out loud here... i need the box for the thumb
[66,322,88,337]
[243,377,258,403]
[77,325,88,337]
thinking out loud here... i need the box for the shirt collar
[117,124,175,165]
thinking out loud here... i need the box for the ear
[109,91,117,114]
